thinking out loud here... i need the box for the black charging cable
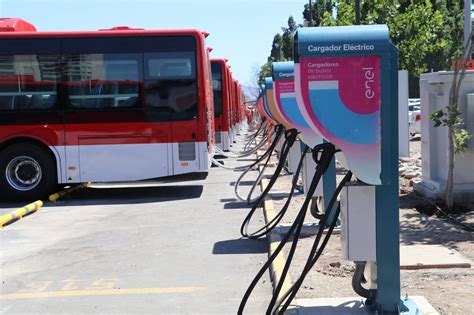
[237,142,338,315]
[240,137,305,239]
[243,128,297,207]
[265,143,341,313]
[271,170,353,314]
[234,124,284,203]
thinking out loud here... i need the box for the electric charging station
[261,83,279,147]
[262,84,276,126]
[268,69,302,174]
[272,62,341,224]
[294,25,405,313]
[271,62,323,193]
[264,77,291,157]
[271,62,323,148]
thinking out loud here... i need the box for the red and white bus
[0,18,215,200]
[229,78,238,138]
[231,80,245,133]
[210,58,232,151]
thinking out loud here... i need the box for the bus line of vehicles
[0,18,249,200]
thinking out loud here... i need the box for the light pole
[355,0,361,25]
[464,0,472,47]
[308,0,312,27]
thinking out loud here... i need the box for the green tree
[259,15,299,83]
[430,33,473,211]
[360,0,398,24]
[269,33,283,62]
[258,61,273,85]
[282,16,297,61]
[318,0,465,97]
[388,1,444,76]
[287,15,297,32]
[303,0,333,26]
[425,0,465,70]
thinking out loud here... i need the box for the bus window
[62,53,142,109]
[211,62,223,116]
[144,51,197,121]
[0,55,60,111]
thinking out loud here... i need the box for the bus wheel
[0,143,57,201]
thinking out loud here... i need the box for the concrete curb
[49,182,90,202]
[0,200,43,228]
[260,176,295,310]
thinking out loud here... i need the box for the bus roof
[0,29,207,39]
[0,18,37,32]
[210,58,228,65]
[0,20,208,39]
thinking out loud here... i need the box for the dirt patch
[264,139,474,314]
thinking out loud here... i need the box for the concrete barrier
[0,201,43,228]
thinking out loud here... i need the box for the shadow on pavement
[229,181,256,186]
[220,198,238,202]
[293,300,368,315]
[223,201,252,209]
[237,158,257,162]
[0,172,208,209]
[212,238,267,254]
[0,185,204,208]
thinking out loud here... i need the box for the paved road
[0,152,271,314]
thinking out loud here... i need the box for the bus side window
[144,52,198,121]
[62,53,143,110]
[0,54,60,111]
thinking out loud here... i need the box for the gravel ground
[264,139,474,315]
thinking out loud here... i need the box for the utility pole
[355,0,361,25]
[308,0,312,27]
[464,0,472,48]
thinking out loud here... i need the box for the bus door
[62,49,171,183]
[148,51,200,175]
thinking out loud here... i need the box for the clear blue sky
[0,0,307,88]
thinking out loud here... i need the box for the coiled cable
[240,129,301,238]
[234,124,284,203]
[237,143,338,315]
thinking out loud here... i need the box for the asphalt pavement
[0,144,272,314]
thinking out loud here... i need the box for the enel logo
[363,67,375,99]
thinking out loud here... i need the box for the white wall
[415,70,474,201]
[398,70,410,157]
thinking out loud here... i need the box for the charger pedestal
[287,140,301,173]
[294,25,405,313]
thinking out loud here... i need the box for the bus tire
[0,143,57,201]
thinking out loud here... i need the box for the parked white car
[408,98,421,136]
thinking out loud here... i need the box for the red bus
[210,58,232,151]
[232,79,244,132]
[0,18,214,200]
[230,78,238,138]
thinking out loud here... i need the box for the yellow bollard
[49,182,91,202]
[0,200,43,228]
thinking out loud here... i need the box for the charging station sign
[297,56,381,185]
[272,61,323,147]
[273,78,309,129]
[294,25,389,185]
[299,56,380,145]
[265,77,291,128]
